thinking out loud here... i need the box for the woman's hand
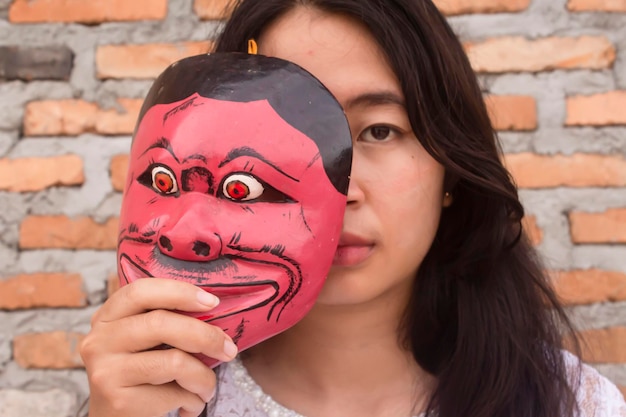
[80,278,237,417]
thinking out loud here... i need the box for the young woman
[80,1,626,416]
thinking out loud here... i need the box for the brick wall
[0,0,625,414]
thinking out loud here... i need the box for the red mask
[118,53,352,367]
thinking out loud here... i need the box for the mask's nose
[157,203,222,261]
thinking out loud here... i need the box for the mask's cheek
[119,183,173,235]
[226,191,344,250]
[220,200,340,302]
[221,204,313,253]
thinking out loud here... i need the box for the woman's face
[258,7,447,306]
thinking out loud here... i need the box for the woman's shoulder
[202,352,626,417]
[563,350,626,417]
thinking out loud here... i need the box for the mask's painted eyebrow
[343,91,406,110]
[140,137,180,163]
[183,153,207,164]
[219,146,299,182]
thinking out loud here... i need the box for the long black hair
[215,1,581,416]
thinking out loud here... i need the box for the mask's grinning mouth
[118,254,280,322]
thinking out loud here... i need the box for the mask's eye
[222,174,263,201]
[138,164,179,195]
[153,166,178,194]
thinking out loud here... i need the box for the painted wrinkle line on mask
[225,244,302,321]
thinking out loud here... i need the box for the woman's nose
[157,207,222,261]
[346,178,365,205]
[346,159,365,206]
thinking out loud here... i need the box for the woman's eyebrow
[343,91,406,110]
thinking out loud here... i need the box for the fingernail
[196,291,219,307]
[223,340,238,359]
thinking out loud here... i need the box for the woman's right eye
[360,125,397,142]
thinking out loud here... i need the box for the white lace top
[168,352,626,417]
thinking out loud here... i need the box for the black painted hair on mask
[134,52,352,195]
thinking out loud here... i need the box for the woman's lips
[333,233,374,266]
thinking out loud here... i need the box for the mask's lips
[119,254,280,322]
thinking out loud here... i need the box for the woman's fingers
[93,278,219,323]
[83,344,216,417]
[86,308,237,362]
[88,381,208,417]
[81,278,227,417]
[115,349,216,401]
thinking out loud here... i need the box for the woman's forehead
[257,6,402,106]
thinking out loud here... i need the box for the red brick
[19,216,119,250]
[566,91,626,126]
[568,0,626,12]
[96,42,213,79]
[504,153,626,188]
[9,0,167,24]
[574,327,626,363]
[24,99,141,136]
[13,332,85,369]
[465,36,615,73]
[0,273,86,310]
[569,208,626,244]
[193,0,530,19]
[434,0,530,15]
[194,0,236,20]
[485,95,537,131]
[25,100,96,136]
[0,155,84,192]
[522,215,543,246]
[194,0,533,21]
[552,269,626,305]
[110,154,129,192]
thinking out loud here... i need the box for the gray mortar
[0,130,18,156]
[0,388,78,417]
[520,188,626,272]
[0,0,11,20]
[569,301,626,330]
[0,243,18,272]
[0,307,95,334]
[13,250,117,300]
[500,127,626,155]
[8,135,132,216]
[0,333,10,372]
[0,193,29,247]
[0,81,74,130]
